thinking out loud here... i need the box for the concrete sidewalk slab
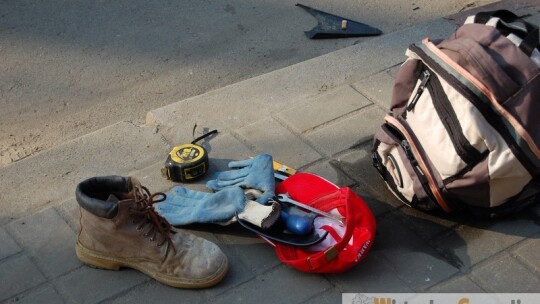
[7,208,80,278]
[275,85,372,134]
[0,121,170,224]
[0,255,47,302]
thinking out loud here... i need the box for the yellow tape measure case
[163,143,209,182]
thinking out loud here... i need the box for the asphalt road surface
[0,0,495,167]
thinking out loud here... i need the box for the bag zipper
[383,116,453,212]
[409,42,540,177]
[406,70,431,112]
[426,69,484,165]
[402,58,484,166]
[372,137,413,205]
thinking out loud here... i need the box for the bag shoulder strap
[473,10,539,56]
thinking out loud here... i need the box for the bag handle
[474,10,539,56]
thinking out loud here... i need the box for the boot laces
[130,186,177,257]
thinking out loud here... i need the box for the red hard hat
[273,172,376,273]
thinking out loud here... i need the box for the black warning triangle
[297,3,382,39]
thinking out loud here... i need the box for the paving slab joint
[0,252,52,301]
[508,238,540,279]
[226,129,265,155]
[325,158,361,185]
[268,115,330,158]
[0,249,25,266]
[299,106,377,138]
[97,280,153,304]
[427,272,488,293]
[4,281,65,304]
[5,211,70,279]
[53,201,80,233]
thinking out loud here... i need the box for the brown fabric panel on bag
[438,24,539,107]
[504,72,540,147]
[391,58,422,114]
[445,159,490,207]
[483,30,539,85]
[438,34,521,103]
[449,24,539,85]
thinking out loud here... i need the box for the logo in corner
[352,294,375,304]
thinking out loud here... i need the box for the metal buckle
[306,246,339,270]
[324,246,338,261]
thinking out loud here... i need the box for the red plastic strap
[320,224,343,243]
[301,191,355,270]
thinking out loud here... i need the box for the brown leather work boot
[75,176,228,288]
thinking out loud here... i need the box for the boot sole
[75,241,228,289]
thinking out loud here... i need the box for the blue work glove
[154,186,246,226]
[206,153,275,204]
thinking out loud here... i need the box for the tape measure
[162,129,218,182]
